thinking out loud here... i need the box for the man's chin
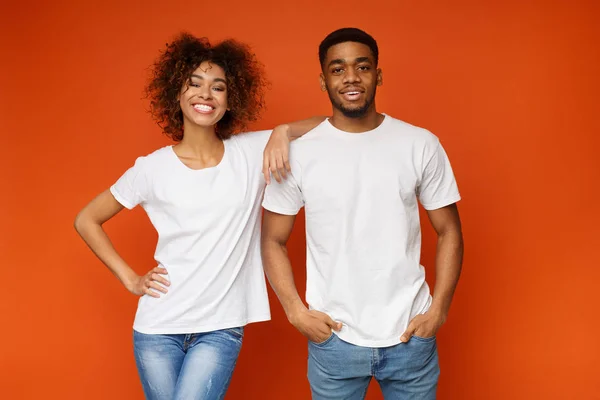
[339,100,365,109]
[339,105,369,118]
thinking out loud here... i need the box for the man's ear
[319,73,327,92]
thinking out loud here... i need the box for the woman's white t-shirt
[110,131,271,334]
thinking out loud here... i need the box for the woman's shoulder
[133,146,173,164]
[124,146,173,174]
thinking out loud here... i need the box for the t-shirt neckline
[323,113,389,138]
[169,141,228,172]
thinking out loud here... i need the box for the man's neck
[329,107,384,133]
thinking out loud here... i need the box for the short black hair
[318,28,379,68]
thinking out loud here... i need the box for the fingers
[263,154,271,185]
[324,315,342,331]
[142,267,170,298]
[314,311,343,331]
[151,273,170,287]
[276,157,287,180]
[150,267,170,289]
[307,322,333,343]
[315,328,332,343]
[143,285,161,298]
[147,280,168,294]
[282,145,291,173]
[263,151,290,184]
[284,158,291,173]
[270,163,282,183]
[400,323,416,343]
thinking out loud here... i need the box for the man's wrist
[428,303,449,323]
[286,301,308,325]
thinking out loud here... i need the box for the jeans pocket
[310,333,335,347]
[224,327,244,339]
[411,335,436,343]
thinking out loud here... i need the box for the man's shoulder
[231,130,271,146]
[289,120,331,149]
[382,115,440,149]
[300,119,331,139]
[384,115,437,139]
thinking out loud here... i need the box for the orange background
[2,0,599,399]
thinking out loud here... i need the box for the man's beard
[327,86,377,118]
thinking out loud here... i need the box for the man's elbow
[261,234,287,255]
[446,228,464,259]
[438,225,463,246]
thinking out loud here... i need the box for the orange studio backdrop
[1,0,599,399]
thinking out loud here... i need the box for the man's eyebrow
[327,58,346,67]
[327,57,373,68]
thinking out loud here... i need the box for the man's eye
[358,66,370,71]
[332,68,343,74]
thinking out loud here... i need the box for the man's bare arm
[427,203,464,318]
[400,203,463,341]
[261,209,341,342]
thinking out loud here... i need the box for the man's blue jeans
[308,333,440,399]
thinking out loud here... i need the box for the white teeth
[347,92,359,95]
[194,104,214,111]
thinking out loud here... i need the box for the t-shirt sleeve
[234,130,271,166]
[262,161,304,215]
[109,157,149,210]
[418,139,461,210]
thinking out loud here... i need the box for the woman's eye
[190,82,200,88]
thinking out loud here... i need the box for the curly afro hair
[145,32,268,141]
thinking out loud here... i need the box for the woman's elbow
[74,208,89,235]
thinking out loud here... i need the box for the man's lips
[340,90,364,101]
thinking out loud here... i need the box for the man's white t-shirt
[110,131,272,334]
[262,115,460,347]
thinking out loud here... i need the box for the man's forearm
[430,229,464,318]
[261,240,307,320]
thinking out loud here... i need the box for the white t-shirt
[262,115,461,347]
[110,131,272,334]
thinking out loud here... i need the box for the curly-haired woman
[74,33,322,399]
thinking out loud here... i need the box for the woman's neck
[173,123,224,169]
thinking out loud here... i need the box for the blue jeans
[133,327,243,400]
[308,334,440,399]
